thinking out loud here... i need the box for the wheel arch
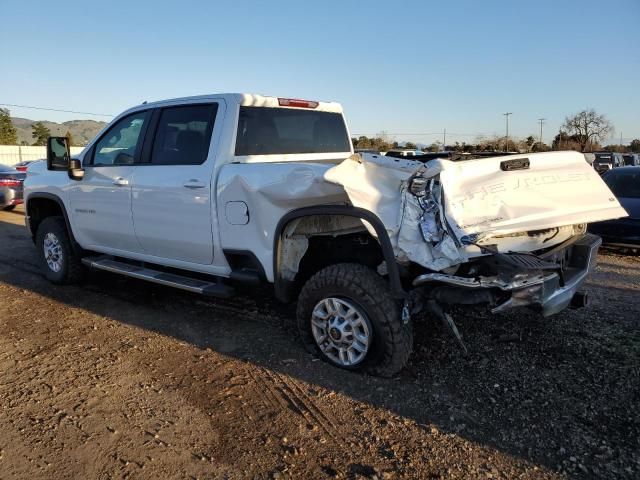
[26,193,81,253]
[273,205,405,302]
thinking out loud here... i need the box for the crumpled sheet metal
[324,153,463,270]
[324,151,627,271]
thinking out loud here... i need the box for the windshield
[605,170,640,198]
[235,107,351,156]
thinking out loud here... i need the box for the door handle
[113,177,129,186]
[183,180,206,189]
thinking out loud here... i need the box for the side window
[93,111,149,166]
[151,104,217,165]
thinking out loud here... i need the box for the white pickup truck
[23,93,626,376]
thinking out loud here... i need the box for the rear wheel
[297,263,413,377]
[35,216,84,284]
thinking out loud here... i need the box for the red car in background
[0,164,26,211]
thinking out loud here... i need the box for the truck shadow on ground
[0,217,638,477]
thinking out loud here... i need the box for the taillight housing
[0,178,22,187]
[278,98,319,109]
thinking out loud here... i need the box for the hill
[11,117,108,146]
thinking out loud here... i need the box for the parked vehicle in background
[13,160,38,172]
[383,149,425,158]
[589,166,640,247]
[23,93,627,376]
[592,152,625,174]
[622,153,640,166]
[0,165,26,211]
[583,153,595,165]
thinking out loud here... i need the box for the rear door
[131,102,222,264]
[69,110,150,252]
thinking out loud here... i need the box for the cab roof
[127,93,344,114]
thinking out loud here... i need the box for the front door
[69,110,150,252]
[131,102,221,264]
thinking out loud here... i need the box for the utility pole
[537,118,546,146]
[503,112,512,151]
[443,128,446,150]
[620,132,623,148]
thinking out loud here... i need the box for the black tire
[35,216,84,284]
[2,205,16,211]
[297,263,413,377]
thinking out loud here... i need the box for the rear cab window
[235,106,351,156]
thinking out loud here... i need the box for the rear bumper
[0,187,23,207]
[412,234,602,317]
[536,234,601,316]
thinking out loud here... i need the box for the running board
[82,256,234,298]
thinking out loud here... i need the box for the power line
[0,103,114,117]
[351,132,496,137]
[503,112,512,151]
[538,118,546,144]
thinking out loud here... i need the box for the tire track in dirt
[257,367,343,445]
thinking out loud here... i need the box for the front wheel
[297,263,413,377]
[35,216,84,284]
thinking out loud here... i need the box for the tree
[532,141,550,152]
[65,129,74,147]
[561,109,613,152]
[31,122,51,146]
[404,142,416,150]
[602,144,627,153]
[629,139,640,153]
[0,108,18,145]
[525,136,536,152]
[351,134,396,152]
[552,130,580,151]
[426,141,442,152]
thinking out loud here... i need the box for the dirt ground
[0,205,638,480]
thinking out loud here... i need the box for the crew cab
[24,93,626,376]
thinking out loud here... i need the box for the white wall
[0,145,84,166]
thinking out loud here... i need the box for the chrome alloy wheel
[311,297,371,367]
[43,232,63,273]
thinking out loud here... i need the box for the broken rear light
[278,98,319,109]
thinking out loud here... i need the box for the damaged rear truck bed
[24,93,627,376]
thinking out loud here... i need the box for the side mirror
[46,137,70,171]
[68,158,85,181]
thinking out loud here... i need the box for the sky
[1,0,639,145]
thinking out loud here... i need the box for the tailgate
[439,151,627,238]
